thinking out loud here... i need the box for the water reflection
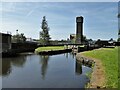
[70,52,75,59]
[0,59,1,76]
[1,53,83,77]
[1,59,11,76]
[1,56,27,76]
[2,53,91,88]
[64,52,75,59]
[39,55,49,79]
[11,56,26,67]
[38,53,83,79]
[64,53,69,59]
[75,60,82,75]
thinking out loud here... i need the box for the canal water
[1,53,91,88]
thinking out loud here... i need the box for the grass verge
[35,46,64,52]
[82,47,118,88]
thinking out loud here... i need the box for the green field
[35,46,64,52]
[82,47,118,88]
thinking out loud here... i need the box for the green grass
[35,46,64,52]
[118,47,120,89]
[78,45,85,47]
[82,47,118,88]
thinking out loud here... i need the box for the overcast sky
[0,2,118,40]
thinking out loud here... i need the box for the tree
[20,33,26,42]
[109,38,113,42]
[87,39,93,44]
[82,35,87,42]
[118,13,120,41]
[12,30,26,43]
[117,29,120,42]
[118,29,120,42]
[118,13,120,18]
[82,35,88,44]
[40,16,51,45]
[117,38,120,42]
[118,29,120,38]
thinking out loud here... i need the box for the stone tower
[76,16,83,44]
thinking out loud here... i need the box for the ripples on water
[1,53,91,88]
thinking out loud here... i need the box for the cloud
[26,5,39,16]
[0,2,16,13]
[26,9,34,16]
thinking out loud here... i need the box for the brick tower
[76,16,83,44]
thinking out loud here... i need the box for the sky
[0,2,118,40]
[0,0,119,2]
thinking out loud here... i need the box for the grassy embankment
[35,46,65,52]
[82,47,118,88]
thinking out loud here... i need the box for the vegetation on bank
[82,47,118,88]
[35,46,65,52]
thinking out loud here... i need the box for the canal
[1,53,91,88]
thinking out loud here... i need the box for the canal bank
[36,49,72,55]
[35,46,72,55]
[2,48,35,57]
[2,42,38,58]
[78,47,118,88]
[2,46,72,57]
[76,50,106,88]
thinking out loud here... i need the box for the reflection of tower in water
[75,60,82,75]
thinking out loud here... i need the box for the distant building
[70,34,76,44]
[70,34,76,40]
[0,33,12,52]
